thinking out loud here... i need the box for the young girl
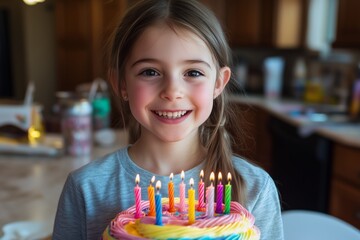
[53,0,283,239]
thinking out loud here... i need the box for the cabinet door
[56,0,126,91]
[333,0,360,48]
[225,0,276,47]
[330,179,360,229]
[56,0,92,91]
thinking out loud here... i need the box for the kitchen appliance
[269,116,333,213]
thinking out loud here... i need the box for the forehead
[128,22,216,65]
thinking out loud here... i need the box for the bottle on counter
[349,64,360,121]
[292,57,307,100]
[304,63,324,104]
[60,98,93,157]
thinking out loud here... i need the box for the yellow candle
[168,173,176,212]
[147,176,156,216]
[188,178,195,224]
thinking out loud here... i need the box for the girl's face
[123,23,230,143]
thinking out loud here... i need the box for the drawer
[330,179,360,229]
[333,144,360,187]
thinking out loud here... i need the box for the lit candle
[224,173,232,214]
[179,170,186,212]
[206,172,215,217]
[168,173,176,212]
[216,172,223,214]
[134,174,142,219]
[188,178,195,224]
[147,176,156,216]
[155,180,163,226]
[197,170,205,211]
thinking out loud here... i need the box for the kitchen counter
[230,95,360,148]
[0,129,128,237]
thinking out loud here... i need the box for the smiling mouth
[153,110,189,119]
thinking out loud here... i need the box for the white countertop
[0,129,128,237]
[230,95,360,148]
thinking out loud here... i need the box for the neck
[128,130,205,176]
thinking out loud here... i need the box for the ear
[213,66,231,99]
[120,80,128,101]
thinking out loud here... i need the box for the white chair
[282,210,360,240]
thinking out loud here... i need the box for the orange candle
[188,178,195,224]
[147,176,156,216]
[168,173,176,212]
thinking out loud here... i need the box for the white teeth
[155,110,187,119]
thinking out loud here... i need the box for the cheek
[128,84,154,115]
[192,84,215,116]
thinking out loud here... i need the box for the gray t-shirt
[53,146,284,240]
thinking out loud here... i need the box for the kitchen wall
[0,0,55,114]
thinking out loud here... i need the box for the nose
[160,75,184,101]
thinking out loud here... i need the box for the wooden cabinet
[201,0,307,48]
[55,0,127,91]
[333,0,360,49]
[330,143,360,229]
[228,101,272,173]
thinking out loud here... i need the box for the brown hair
[108,0,246,205]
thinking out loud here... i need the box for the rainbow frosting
[102,198,260,240]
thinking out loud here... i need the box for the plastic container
[60,98,92,156]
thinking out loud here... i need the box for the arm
[251,175,284,240]
[52,174,86,240]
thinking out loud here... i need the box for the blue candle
[155,180,163,226]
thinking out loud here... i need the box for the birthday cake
[101,197,260,240]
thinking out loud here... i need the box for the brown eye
[186,70,203,77]
[140,69,159,76]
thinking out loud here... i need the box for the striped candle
[215,172,223,214]
[155,180,163,226]
[168,173,176,212]
[134,174,142,219]
[179,170,186,212]
[147,176,156,216]
[224,173,232,214]
[206,172,215,218]
[197,170,205,210]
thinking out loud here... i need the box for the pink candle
[215,172,223,214]
[179,170,186,212]
[197,170,205,210]
[206,172,215,217]
[134,174,142,219]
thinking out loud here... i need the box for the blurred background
[0,0,359,237]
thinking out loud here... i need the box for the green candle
[224,173,232,214]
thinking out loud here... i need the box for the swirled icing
[102,198,260,240]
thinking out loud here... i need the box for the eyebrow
[130,58,212,69]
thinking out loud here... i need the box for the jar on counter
[60,98,92,156]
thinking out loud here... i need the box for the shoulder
[231,155,271,188]
[231,156,279,210]
[68,146,129,185]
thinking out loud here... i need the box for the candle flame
[227,172,232,182]
[189,178,194,188]
[218,172,222,182]
[156,180,161,190]
[135,174,140,185]
[170,173,174,181]
[210,172,215,183]
[181,170,185,181]
[151,176,155,184]
[200,170,204,179]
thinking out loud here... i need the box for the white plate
[1,221,51,240]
